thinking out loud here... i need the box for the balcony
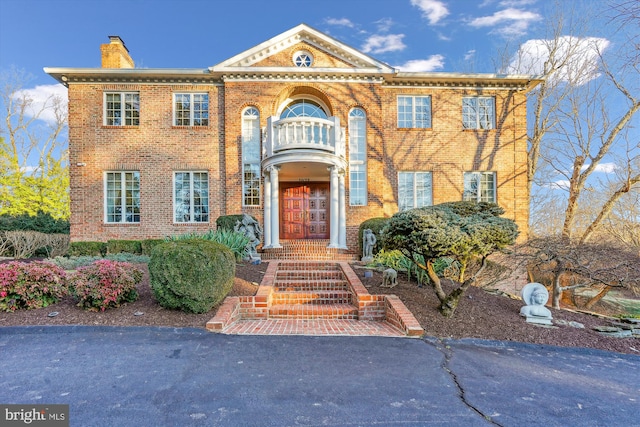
[264,116,345,159]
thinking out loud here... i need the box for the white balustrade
[265,116,345,158]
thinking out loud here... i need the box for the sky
[0,0,635,192]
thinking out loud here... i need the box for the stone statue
[234,213,263,260]
[362,228,377,261]
[520,282,553,325]
[381,268,398,288]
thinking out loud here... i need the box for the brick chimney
[100,36,134,68]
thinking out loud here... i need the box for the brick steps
[269,303,359,319]
[270,261,357,319]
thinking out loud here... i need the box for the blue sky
[1,0,613,83]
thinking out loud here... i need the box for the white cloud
[396,55,446,72]
[464,49,476,61]
[410,0,450,25]
[507,36,610,85]
[469,7,541,37]
[361,34,406,54]
[582,163,618,174]
[325,18,354,28]
[374,18,395,33]
[13,84,67,125]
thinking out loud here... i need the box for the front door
[281,183,329,239]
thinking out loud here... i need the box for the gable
[210,23,394,73]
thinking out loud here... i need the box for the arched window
[349,108,367,206]
[242,107,260,206]
[281,100,327,119]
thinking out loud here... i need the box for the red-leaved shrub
[0,261,67,311]
[69,259,142,311]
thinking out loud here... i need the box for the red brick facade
[47,25,537,249]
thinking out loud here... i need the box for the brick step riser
[261,254,358,261]
[268,305,359,319]
[274,283,351,293]
[271,291,354,305]
[275,273,345,281]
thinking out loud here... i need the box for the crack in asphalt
[427,338,503,427]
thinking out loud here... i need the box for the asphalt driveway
[1,326,638,426]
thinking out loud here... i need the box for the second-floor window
[462,97,495,129]
[105,92,140,126]
[349,108,367,206]
[174,93,209,126]
[397,95,431,128]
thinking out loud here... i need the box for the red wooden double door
[281,183,329,239]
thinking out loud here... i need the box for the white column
[328,166,340,248]
[263,170,272,248]
[338,168,347,249]
[270,166,281,248]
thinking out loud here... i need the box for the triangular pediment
[210,23,395,73]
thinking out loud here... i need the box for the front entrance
[281,183,329,239]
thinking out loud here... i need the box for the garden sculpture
[520,282,553,325]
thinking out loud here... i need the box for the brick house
[45,24,539,255]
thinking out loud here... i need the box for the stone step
[260,240,359,261]
[271,290,354,305]
[275,271,345,281]
[268,303,358,319]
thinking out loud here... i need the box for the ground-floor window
[243,163,260,206]
[398,172,432,211]
[463,171,496,203]
[174,171,209,223]
[105,171,140,223]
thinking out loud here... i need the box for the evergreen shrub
[69,260,142,311]
[215,214,245,231]
[107,240,142,255]
[68,241,107,257]
[141,239,165,256]
[149,240,235,314]
[0,212,70,234]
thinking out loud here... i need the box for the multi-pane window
[398,172,433,211]
[349,108,367,206]
[174,93,209,126]
[293,51,313,67]
[242,107,260,206]
[462,97,495,129]
[397,96,431,128]
[105,172,140,223]
[104,92,140,126]
[174,172,209,223]
[463,172,496,203]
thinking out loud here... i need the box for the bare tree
[0,67,69,218]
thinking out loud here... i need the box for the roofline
[43,67,213,85]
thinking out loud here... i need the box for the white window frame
[462,97,495,130]
[242,107,261,207]
[349,108,367,206]
[397,95,432,128]
[463,172,496,203]
[293,50,313,67]
[173,171,209,223]
[173,93,209,126]
[398,172,433,211]
[104,92,140,126]
[104,171,140,223]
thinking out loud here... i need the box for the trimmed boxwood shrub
[358,217,389,257]
[148,240,236,314]
[68,241,107,257]
[107,239,142,255]
[141,239,165,256]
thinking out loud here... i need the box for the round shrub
[69,260,142,311]
[0,261,67,311]
[148,240,236,314]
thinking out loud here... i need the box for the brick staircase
[260,239,358,261]
[268,262,358,320]
[207,260,425,337]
